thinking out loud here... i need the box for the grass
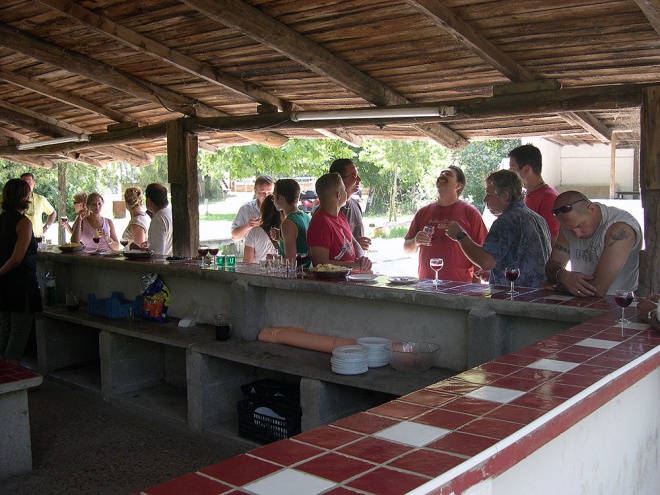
[199,213,236,221]
[371,226,408,239]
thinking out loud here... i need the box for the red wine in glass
[208,247,219,256]
[505,267,520,295]
[92,235,101,251]
[614,290,634,323]
[120,239,129,248]
[198,246,209,267]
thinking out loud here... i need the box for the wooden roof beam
[0,68,132,124]
[182,0,467,149]
[557,112,612,144]
[0,22,288,148]
[0,99,152,166]
[634,0,660,36]
[0,154,55,169]
[35,0,285,111]
[406,0,612,144]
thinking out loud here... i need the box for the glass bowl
[386,341,439,373]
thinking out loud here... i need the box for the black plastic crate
[237,379,302,444]
[237,399,301,444]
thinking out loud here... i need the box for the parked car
[299,190,319,213]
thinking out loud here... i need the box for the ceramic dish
[58,244,85,253]
[387,276,419,285]
[122,249,153,259]
[347,273,378,282]
[311,269,351,280]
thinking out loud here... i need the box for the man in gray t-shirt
[545,191,641,297]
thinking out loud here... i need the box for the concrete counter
[37,251,602,372]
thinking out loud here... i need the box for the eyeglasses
[342,172,359,179]
[551,198,589,216]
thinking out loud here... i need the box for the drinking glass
[208,246,219,263]
[430,257,444,287]
[614,289,635,323]
[120,238,129,250]
[422,225,435,246]
[197,246,209,267]
[92,229,102,252]
[505,267,520,296]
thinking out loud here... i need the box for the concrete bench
[0,362,43,480]
[38,307,452,439]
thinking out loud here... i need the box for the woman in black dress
[0,178,42,364]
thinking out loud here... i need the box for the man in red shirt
[404,166,487,282]
[508,144,559,243]
[307,173,372,272]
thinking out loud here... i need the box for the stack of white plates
[331,345,369,375]
[356,337,391,368]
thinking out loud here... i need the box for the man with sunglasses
[508,144,559,242]
[328,159,371,253]
[545,191,641,297]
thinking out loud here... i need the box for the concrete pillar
[0,390,33,480]
[230,279,267,341]
[467,308,506,369]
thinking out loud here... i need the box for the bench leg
[0,389,33,480]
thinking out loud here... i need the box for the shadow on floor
[0,378,250,495]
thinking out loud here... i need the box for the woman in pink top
[71,192,120,252]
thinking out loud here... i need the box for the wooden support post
[57,163,66,245]
[609,133,617,199]
[167,119,199,257]
[640,87,660,295]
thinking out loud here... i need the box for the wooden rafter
[36,0,360,147]
[0,22,288,148]
[0,84,643,158]
[634,0,660,36]
[406,0,612,144]
[181,0,468,149]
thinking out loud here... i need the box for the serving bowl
[386,341,439,373]
[58,243,85,253]
[122,249,153,259]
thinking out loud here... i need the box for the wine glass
[34,235,43,250]
[614,289,635,324]
[197,246,209,267]
[120,238,129,250]
[430,257,444,287]
[422,225,435,246]
[505,267,520,296]
[92,229,102,252]
[208,246,219,266]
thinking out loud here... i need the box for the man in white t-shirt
[145,183,173,256]
[545,191,641,297]
[231,175,274,241]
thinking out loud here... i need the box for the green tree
[451,139,521,213]
[358,140,449,218]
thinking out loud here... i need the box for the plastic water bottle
[45,269,57,306]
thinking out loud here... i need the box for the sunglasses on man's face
[342,172,359,180]
[551,198,588,216]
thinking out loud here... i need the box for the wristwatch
[456,231,467,240]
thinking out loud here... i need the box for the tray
[58,243,85,253]
[122,249,153,259]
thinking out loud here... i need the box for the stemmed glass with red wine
[208,246,219,265]
[120,239,129,250]
[614,289,635,324]
[92,229,102,252]
[198,246,209,267]
[429,257,444,288]
[505,267,520,296]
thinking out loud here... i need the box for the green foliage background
[1,137,520,219]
